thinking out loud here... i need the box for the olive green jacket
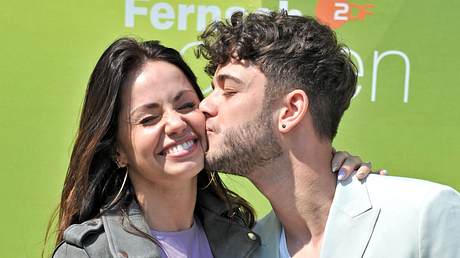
[53,189,261,258]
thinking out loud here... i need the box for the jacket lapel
[320,176,380,258]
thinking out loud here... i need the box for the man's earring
[282,124,287,128]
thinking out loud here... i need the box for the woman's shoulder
[63,218,104,247]
[52,241,90,258]
[52,218,110,258]
[52,205,160,258]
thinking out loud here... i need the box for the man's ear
[277,89,309,133]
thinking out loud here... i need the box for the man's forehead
[215,60,263,83]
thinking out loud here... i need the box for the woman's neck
[132,176,198,232]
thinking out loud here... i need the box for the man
[197,11,460,258]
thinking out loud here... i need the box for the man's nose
[164,111,187,136]
[199,93,217,118]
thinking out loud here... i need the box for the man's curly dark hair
[197,10,357,140]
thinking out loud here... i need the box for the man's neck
[249,144,336,257]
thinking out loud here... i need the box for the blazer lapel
[320,176,380,258]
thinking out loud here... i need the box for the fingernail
[331,164,338,172]
[337,168,346,180]
[380,169,388,175]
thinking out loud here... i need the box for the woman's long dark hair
[46,37,255,247]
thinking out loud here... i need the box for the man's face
[199,60,282,176]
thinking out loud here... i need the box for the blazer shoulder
[418,185,460,256]
[364,174,459,208]
[424,183,460,204]
[418,184,460,219]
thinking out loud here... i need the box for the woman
[50,37,372,258]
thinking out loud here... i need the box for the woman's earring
[107,167,128,208]
[114,158,124,168]
[281,124,287,128]
[200,171,216,190]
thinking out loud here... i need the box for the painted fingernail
[380,169,388,175]
[337,168,346,180]
[331,164,339,172]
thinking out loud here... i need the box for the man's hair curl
[197,10,357,140]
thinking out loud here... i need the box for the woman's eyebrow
[173,89,195,102]
[130,102,160,116]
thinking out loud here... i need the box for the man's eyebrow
[216,74,244,84]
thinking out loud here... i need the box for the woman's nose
[164,111,187,136]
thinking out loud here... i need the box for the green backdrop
[1,0,459,257]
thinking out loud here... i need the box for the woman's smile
[160,138,201,159]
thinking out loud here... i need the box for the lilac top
[150,218,214,258]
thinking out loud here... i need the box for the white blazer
[253,174,460,258]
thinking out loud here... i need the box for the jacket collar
[320,176,381,258]
[197,187,239,216]
[252,210,282,258]
[197,187,262,258]
[101,189,261,258]
[102,201,161,258]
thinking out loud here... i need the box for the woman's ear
[114,144,128,168]
[277,89,309,133]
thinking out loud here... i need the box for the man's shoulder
[362,174,459,209]
[323,175,460,257]
[358,175,460,256]
[331,174,460,229]
[364,174,453,192]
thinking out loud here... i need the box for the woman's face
[116,61,206,186]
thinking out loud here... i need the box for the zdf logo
[316,0,375,29]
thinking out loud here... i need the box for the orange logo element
[316,0,375,29]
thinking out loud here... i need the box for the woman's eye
[178,102,196,110]
[139,116,159,126]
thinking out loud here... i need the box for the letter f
[125,0,148,27]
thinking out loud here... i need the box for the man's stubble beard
[204,102,283,177]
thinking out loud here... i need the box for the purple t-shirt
[150,218,214,258]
